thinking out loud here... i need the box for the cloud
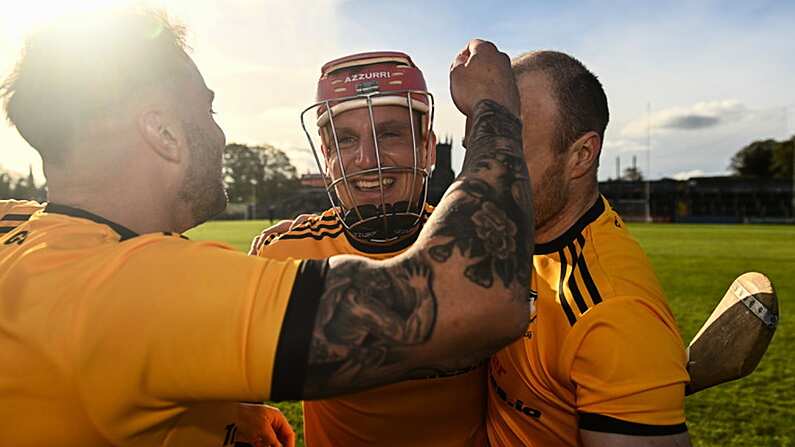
[671,169,730,180]
[621,100,751,138]
[665,115,720,129]
[602,138,647,153]
[283,146,319,176]
[671,169,705,180]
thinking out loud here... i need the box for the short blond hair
[1,8,189,164]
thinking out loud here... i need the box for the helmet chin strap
[342,199,425,243]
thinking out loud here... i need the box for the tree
[12,166,42,201]
[0,172,13,199]
[223,143,300,206]
[0,166,46,201]
[772,136,794,179]
[730,136,793,178]
[730,139,777,178]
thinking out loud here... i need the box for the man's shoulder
[255,209,344,258]
[584,201,663,298]
[0,200,43,232]
[283,209,342,235]
[533,196,668,327]
[587,200,645,260]
[0,219,252,302]
[0,199,43,211]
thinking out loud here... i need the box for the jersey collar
[534,195,606,255]
[44,203,139,241]
[337,203,432,255]
[345,225,422,254]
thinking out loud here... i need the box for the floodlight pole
[788,106,794,222]
[252,180,257,221]
[645,102,652,223]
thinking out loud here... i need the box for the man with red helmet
[251,51,491,446]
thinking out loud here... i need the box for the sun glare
[0,0,158,44]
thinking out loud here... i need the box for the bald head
[512,51,609,153]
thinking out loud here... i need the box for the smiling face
[321,104,433,212]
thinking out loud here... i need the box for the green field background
[187,221,795,447]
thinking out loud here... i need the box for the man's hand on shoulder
[249,214,314,255]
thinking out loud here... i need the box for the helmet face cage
[300,90,435,243]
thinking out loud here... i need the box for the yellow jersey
[254,206,488,447]
[487,196,689,446]
[0,199,43,234]
[0,201,327,447]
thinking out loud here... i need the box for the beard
[533,154,568,232]
[177,121,228,226]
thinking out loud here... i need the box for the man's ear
[138,110,185,163]
[567,131,602,180]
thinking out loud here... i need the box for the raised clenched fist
[450,39,520,118]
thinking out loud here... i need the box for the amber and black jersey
[487,196,689,447]
[254,205,489,447]
[0,200,327,447]
[0,200,42,235]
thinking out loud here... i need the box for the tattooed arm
[299,39,534,399]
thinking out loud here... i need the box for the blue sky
[1,0,793,183]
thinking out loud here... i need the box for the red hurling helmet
[300,51,435,243]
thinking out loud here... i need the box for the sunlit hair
[0,8,189,164]
[512,51,609,154]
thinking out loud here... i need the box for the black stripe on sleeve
[262,233,279,246]
[0,226,15,234]
[290,216,337,232]
[557,249,577,325]
[1,214,32,222]
[576,234,602,304]
[566,242,589,314]
[162,232,190,240]
[579,413,687,436]
[291,222,343,232]
[270,259,328,401]
[278,229,344,242]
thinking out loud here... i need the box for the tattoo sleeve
[429,99,533,290]
[303,255,438,397]
[301,99,533,399]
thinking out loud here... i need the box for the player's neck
[535,186,599,245]
[46,179,183,235]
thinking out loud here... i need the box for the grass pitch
[187,221,794,447]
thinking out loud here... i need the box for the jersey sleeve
[562,297,689,435]
[250,214,324,256]
[0,200,42,234]
[76,236,327,407]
